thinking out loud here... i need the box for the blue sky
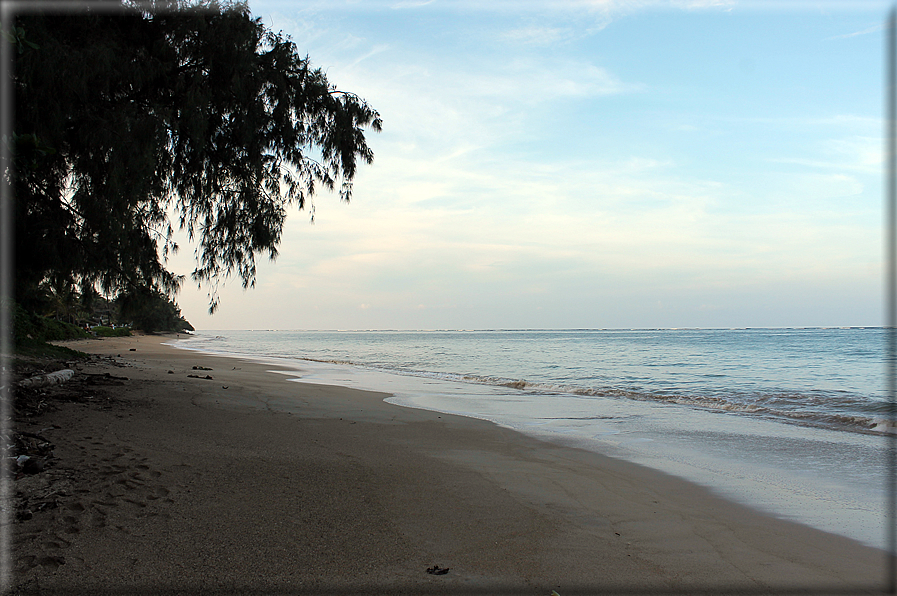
[172,0,888,330]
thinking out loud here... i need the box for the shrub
[92,326,131,337]
[13,302,89,344]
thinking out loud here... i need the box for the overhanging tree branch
[12,1,380,313]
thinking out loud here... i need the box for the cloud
[180,0,885,330]
[174,133,882,328]
[391,0,435,7]
[809,114,880,128]
[317,36,642,175]
[344,44,391,69]
[502,25,576,46]
[826,23,883,40]
[670,0,736,8]
[693,0,887,11]
[768,135,882,174]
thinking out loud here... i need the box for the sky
[170,0,889,331]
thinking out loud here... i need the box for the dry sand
[8,334,890,595]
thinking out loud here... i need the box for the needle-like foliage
[11,1,381,313]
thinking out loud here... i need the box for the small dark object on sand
[426,565,449,575]
[129,348,136,351]
[17,456,45,475]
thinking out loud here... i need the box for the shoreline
[174,331,890,551]
[10,334,889,594]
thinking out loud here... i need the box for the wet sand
[9,334,889,594]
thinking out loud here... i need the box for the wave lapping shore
[177,328,888,435]
[174,329,891,551]
[10,334,887,594]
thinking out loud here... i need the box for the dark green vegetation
[14,302,89,343]
[13,339,88,361]
[10,0,381,335]
[90,326,130,337]
[12,301,89,358]
[115,288,194,333]
[10,289,192,356]
[15,281,192,334]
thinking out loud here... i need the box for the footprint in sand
[36,555,65,569]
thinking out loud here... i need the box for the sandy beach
[8,334,888,595]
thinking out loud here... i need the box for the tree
[115,288,194,333]
[10,0,381,313]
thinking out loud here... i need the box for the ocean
[171,327,892,550]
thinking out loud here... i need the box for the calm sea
[172,328,892,549]
[176,328,888,434]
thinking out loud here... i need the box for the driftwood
[17,369,75,389]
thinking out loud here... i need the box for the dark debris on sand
[5,354,133,527]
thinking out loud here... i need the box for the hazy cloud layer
[172,0,885,329]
